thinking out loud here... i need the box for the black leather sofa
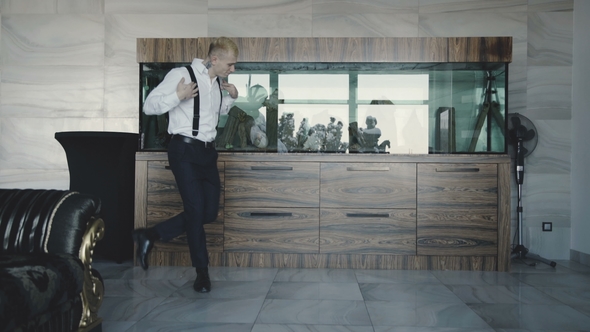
[0,189,105,332]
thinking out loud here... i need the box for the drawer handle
[251,166,293,171]
[346,167,390,171]
[435,167,480,172]
[249,212,293,217]
[346,213,390,218]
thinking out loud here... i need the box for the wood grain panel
[134,160,148,229]
[321,163,416,208]
[417,163,497,208]
[424,256,497,271]
[225,162,319,207]
[225,207,319,253]
[146,161,182,224]
[320,208,416,254]
[136,152,510,271]
[224,253,497,271]
[215,152,511,164]
[317,37,364,62]
[417,163,498,256]
[225,253,320,268]
[319,254,496,270]
[137,37,508,63]
[417,211,498,257]
[151,215,224,252]
[137,38,209,63]
[146,161,224,224]
[318,254,428,270]
[361,37,448,62]
[148,242,223,267]
[448,37,512,62]
[144,160,224,254]
[497,161,511,272]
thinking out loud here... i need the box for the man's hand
[177,77,198,101]
[221,80,238,99]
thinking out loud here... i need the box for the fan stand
[510,139,557,268]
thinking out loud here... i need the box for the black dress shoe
[132,228,156,270]
[194,268,211,293]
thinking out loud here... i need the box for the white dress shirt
[143,58,236,143]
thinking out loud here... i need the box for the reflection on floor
[95,259,590,332]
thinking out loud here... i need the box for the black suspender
[185,65,223,137]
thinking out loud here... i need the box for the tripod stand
[468,71,505,152]
[510,137,557,268]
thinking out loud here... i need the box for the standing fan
[507,113,556,267]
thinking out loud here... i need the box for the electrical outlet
[542,222,552,232]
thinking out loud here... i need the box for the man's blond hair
[208,37,239,59]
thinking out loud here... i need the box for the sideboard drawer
[320,163,416,208]
[146,160,224,224]
[224,207,319,253]
[225,162,319,207]
[145,160,224,252]
[417,163,498,256]
[320,208,416,254]
[417,163,497,208]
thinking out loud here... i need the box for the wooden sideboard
[135,153,511,272]
[134,37,512,271]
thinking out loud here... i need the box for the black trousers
[153,137,220,268]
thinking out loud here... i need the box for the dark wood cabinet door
[417,163,498,256]
[321,163,416,209]
[320,208,416,255]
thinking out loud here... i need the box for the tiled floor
[94,259,590,332]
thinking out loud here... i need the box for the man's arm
[144,70,197,115]
[219,79,238,116]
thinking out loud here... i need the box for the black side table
[55,131,139,263]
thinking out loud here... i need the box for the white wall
[0,0,576,259]
[571,0,590,256]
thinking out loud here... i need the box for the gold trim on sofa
[78,217,105,331]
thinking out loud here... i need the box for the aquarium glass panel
[139,62,507,154]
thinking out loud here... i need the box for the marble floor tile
[274,268,358,282]
[93,261,135,279]
[535,287,590,306]
[510,260,576,274]
[256,299,372,325]
[468,303,590,330]
[103,278,189,298]
[140,297,265,324]
[512,272,590,288]
[366,301,491,328]
[94,261,590,331]
[100,320,136,332]
[251,324,375,332]
[267,282,363,300]
[430,271,511,286]
[360,283,463,303]
[555,259,590,273]
[95,263,197,280]
[208,266,279,281]
[446,285,563,304]
[127,321,254,332]
[170,280,273,299]
[572,304,590,318]
[374,328,495,332]
[354,269,440,284]
[99,296,168,321]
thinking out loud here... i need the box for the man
[133,37,239,293]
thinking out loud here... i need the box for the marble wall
[0,0,575,259]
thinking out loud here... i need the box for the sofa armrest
[78,216,105,331]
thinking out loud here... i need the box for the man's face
[212,53,237,78]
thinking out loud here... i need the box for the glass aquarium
[139,62,507,154]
